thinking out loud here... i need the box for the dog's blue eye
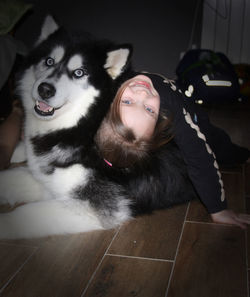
[45,57,54,67]
[73,69,85,78]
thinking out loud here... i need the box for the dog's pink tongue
[38,101,52,112]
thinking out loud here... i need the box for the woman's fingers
[211,209,250,229]
[236,213,250,227]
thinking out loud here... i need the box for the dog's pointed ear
[36,15,59,45]
[104,45,133,80]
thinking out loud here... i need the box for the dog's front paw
[0,168,24,206]
[0,213,16,239]
[0,167,43,206]
[10,141,27,163]
[0,208,36,239]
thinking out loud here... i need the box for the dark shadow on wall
[15,0,203,78]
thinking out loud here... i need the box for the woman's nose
[131,85,150,95]
[134,91,148,101]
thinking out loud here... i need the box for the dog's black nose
[38,82,56,99]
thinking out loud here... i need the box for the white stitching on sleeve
[183,108,225,202]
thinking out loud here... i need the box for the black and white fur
[0,17,195,239]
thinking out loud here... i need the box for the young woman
[96,72,250,229]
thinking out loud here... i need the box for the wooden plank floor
[0,100,249,297]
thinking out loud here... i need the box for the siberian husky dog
[0,17,195,239]
[0,16,134,238]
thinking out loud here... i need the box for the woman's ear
[104,45,133,79]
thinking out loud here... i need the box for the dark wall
[15,0,203,78]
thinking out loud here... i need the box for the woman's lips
[132,81,151,90]
[129,81,154,95]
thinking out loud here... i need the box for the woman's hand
[211,209,250,229]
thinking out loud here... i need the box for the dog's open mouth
[34,100,57,117]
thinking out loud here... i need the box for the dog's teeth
[48,107,54,112]
[36,101,41,110]
[36,104,41,110]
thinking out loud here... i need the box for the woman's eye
[45,57,54,67]
[73,69,86,78]
[145,106,154,114]
[121,99,132,105]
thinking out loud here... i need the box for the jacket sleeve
[147,73,227,213]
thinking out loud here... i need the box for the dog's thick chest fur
[27,138,90,200]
